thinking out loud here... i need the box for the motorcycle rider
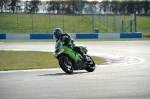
[53,28,91,62]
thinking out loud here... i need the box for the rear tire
[59,56,74,74]
[85,55,95,72]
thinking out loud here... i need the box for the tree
[101,1,110,14]
[47,1,56,14]
[134,1,141,14]
[118,1,127,14]
[56,1,61,14]
[110,0,120,14]
[90,1,98,14]
[29,0,40,13]
[65,1,72,14]
[10,0,20,13]
[126,1,136,14]
[24,1,30,13]
[0,0,9,13]
[140,0,150,14]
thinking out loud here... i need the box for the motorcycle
[53,40,95,74]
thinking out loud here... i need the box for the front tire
[85,55,95,72]
[58,56,74,74]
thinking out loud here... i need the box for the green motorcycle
[53,40,95,74]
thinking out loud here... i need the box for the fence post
[113,14,116,33]
[130,20,132,32]
[31,12,34,33]
[49,11,50,33]
[31,4,34,34]
[17,11,18,33]
[17,2,18,33]
[121,20,124,32]
[62,0,64,32]
[91,6,94,33]
[134,10,137,32]
[48,3,51,33]
[62,12,64,32]
[107,14,108,29]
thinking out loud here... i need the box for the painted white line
[88,52,145,66]
[22,68,60,72]
[0,68,61,74]
[0,71,16,74]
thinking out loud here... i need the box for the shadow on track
[38,71,88,76]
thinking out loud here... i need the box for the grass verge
[0,14,150,35]
[0,51,107,71]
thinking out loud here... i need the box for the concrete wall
[6,34,30,40]
[0,32,142,39]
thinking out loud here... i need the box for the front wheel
[58,56,74,74]
[85,55,95,72]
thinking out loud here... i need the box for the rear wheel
[85,55,95,72]
[58,56,74,74]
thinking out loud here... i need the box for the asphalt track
[0,41,150,99]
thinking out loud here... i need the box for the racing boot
[83,54,91,63]
[80,51,91,63]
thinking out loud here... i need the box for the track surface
[0,41,150,99]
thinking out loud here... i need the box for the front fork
[62,55,72,65]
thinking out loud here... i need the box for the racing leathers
[56,33,90,62]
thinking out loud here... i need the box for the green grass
[94,15,150,35]
[0,14,107,33]
[0,14,149,35]
[136,16,150,35]
[0,51,107,71]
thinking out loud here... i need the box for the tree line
[0,0,150,14]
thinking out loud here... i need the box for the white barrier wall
[98,33,120,38]
[69,34,76,39]
[0,32,142,39]
[6,34,30,40]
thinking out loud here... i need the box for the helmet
[53,28,63,39]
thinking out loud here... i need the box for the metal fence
[0,1,137,34]
[91,14,136,33]
[0,13,136,34]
